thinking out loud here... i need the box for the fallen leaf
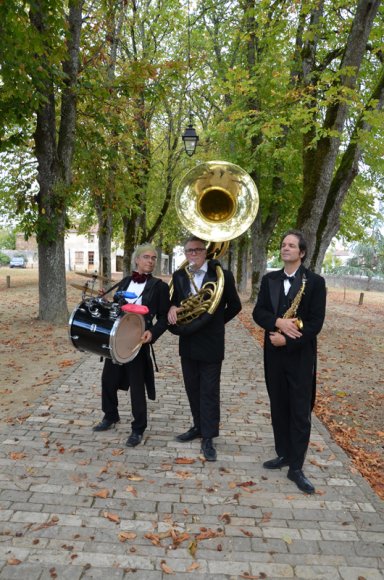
[103,512,120,523]
[126,474,144,481]
[118,531,137,542]
[9,452,26,460]
[175,457,196,464]
[126,485,138,496]
[160,560,174,574]
[261,512,272,524]
[7,559,22,565]
[195,528,224,541]
[92,489,110,499]
[186,562,200,571]
[188,539,198,557]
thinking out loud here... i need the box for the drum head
[110,312,145,364]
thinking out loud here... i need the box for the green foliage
[0,0,67,150]
[0,252,10,266]
[0,228,16,249]
[344,233,384,279]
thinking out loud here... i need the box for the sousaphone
[169,160,259,335]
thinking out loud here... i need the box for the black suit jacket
[252,265,326,352]
[170,260,242,362]
[252,265,326,405]
[113,275,170,399]
[115,275,170,343]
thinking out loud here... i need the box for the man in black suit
[93,244,170,447]
[252,230,326,493]
[168,236,242,461]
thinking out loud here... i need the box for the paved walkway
[0,317,383,579]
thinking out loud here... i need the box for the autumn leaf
[188,539,198,557]
[240,528,254,537]
[175,470,193,479]
[160,560,174,574]
[103,512,120,523]
[126,474,144,481]
[111,449,124,456]
[260,512,272,524]
[126,485,138,496]
[219,513,231,524]
[175,457,196,464]
[7,559,22,565]
[92,489,110,499]
[186,562,200,571]
[58,359,75,368]
[118,531,137,542]
[195,528,224,541]
[9,452,26,460]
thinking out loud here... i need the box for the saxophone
[282,275,307,330]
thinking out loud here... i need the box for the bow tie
[131,271,151,284]
[282,273,295,283]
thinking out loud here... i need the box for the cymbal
[70,283,96,292]
[75,271,113,282]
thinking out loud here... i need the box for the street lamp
[182,0,199,157]
[182,122,199,157]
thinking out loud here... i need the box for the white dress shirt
[189,261,208,294]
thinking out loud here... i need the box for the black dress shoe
[287,468,315,494]
[92,419,119,432]
[201,438,217,462]
[263,456,290,469]
[176,426,201,442]
[126,432,143,447]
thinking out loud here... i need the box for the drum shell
[68,302,144,364]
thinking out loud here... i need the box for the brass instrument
[170,161,259,333]
[283,275,307,330]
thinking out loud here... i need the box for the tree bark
[296,0,381,269]
[31,0,83,323]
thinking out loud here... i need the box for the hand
[168,305,182,325]
[275,317,302,339]
[141,330,152,344]
[269,331,286,347]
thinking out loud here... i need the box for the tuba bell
[169,161,259,335]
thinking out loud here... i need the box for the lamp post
[182,121,199,157]
[182,0,199,157]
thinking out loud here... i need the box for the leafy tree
[0,0,84,323]
[0,228,16,250]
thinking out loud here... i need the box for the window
[88,251,95,266]
[75,251,84,265]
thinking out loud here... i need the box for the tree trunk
[95,197,113,281]
[296,0,381,269]
[313,67,384,272]
[31,0,83,324]
[236,234,249,294]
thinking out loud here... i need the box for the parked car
[9,256,26,268]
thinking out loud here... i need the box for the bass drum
[68,301,145,364]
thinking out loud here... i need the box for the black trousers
[101,348,147,434]
[181,357,222,439]
[265,347,313,470]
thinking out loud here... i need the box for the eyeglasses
[141,255,157,261]
[185,248,206,255]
